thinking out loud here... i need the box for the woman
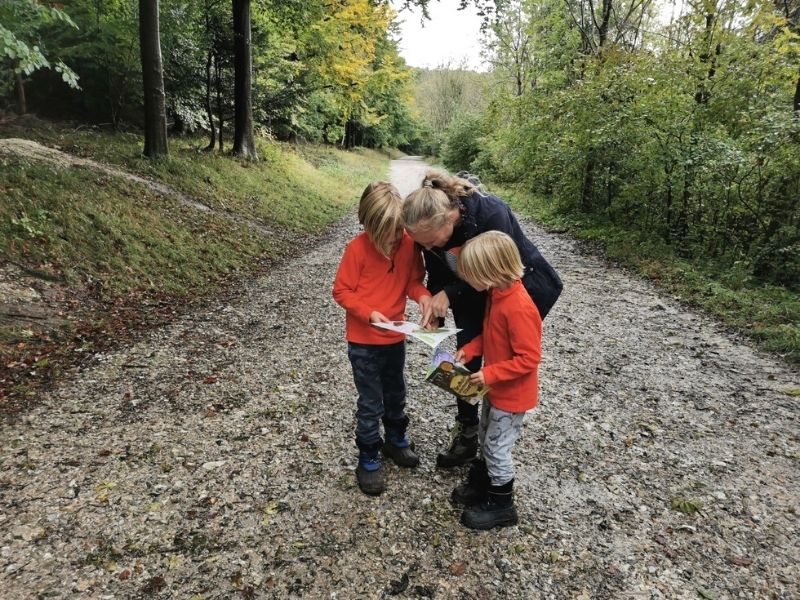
[401,170,562,468]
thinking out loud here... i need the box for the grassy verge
[497,184,799,364]
[0,118,388,409]
[4,117,384,234]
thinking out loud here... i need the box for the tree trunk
[15,70,26,115]
[204,49,216,151]
[138,0,169,157]
[663,162,674,242]
[794,72,800,113]
[232,0,257,160]
[694,11,717,104]
[581,157,595,212]
[598,0,612,49]
[215,57,224,152]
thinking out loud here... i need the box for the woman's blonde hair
[402,169,478,233]
[458,231,524,289]
[359,181,402,256]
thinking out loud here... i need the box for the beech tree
[138,0,169,157]
[487,0,534,96]
[232,0,257,159]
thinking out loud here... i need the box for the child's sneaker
[356,455,385,495]
[382,440,419,468]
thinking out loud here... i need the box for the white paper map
[373,320,461,349]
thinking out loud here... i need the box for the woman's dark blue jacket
[421,191,562,326]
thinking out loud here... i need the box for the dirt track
[1,157,797,599]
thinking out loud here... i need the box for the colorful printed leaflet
[425,349,490,404]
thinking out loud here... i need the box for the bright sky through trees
[389,0,687,71]
[391,1,487,71]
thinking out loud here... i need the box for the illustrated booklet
[425,349,490,404]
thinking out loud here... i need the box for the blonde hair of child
[358,181,402,257]
[402,170,477,233]
[458,231,524,289]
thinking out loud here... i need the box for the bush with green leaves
[441,113,486,173]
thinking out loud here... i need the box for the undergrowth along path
[0,157,797,599]
[0,138,274,236]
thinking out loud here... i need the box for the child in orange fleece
[332,182,432,496]
[453,231,542,529]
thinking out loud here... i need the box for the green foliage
[2,0,421,147]
[10,209,49,239]
[0,0,80,101]
[441,113,486,172]
[412,64,490,155]
[468,0,800,294]
[671,496,703,516]
[499,183,800,362]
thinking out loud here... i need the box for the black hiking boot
[356,454,385,496]
[436,422,478,468]
[461,480,518,530]
[382,441,419,468]
[450,458,488,506]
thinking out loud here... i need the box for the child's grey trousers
[478,398,526,486]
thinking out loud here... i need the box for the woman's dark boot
[461,480,518,530]
[436,421,479,468]
[450,458,488,506]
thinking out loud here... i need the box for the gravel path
[1,158,797,599]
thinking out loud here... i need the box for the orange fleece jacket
[460,280,542,413]
[332,231,429,345]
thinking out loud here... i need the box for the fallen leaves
[94,481,117,503]
[697,586,718,600]
[670,496,703,516]
[727,555,754,567]
[545,550,563,564]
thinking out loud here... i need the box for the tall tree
[138,0,169,157]
[560,0,654,209]
[232,0,257,159]
[198,0,230,151]
[487,0,534,96]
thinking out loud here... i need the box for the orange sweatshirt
[332,231,429,345]
[460,280,542,413]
